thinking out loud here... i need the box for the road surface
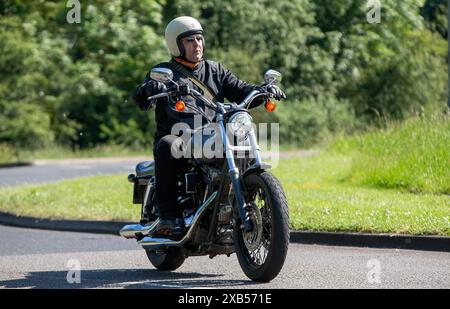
[0,158,143,187]
[0,225,449,289]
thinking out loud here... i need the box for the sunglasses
[183,35,204,44]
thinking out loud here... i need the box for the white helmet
[165,16,204,58]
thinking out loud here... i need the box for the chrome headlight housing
[228,112,253,138]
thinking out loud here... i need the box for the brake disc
[242,202,263,252]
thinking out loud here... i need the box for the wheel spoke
[241,181,273,267]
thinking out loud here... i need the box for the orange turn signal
[265,101,277,112]
[175,100,186,111]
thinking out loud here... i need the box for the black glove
[144,80,167,97]
[132,80,167,111]
[267,85,286,100]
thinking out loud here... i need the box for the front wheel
[234,171,290,282]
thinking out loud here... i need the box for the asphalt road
[0,159,144,187]
[0,225,449,289]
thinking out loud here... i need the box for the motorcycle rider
[132,16,285,239]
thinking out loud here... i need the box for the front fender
[241,162,272,192]
[242,162,272,179]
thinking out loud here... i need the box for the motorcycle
[120,68,290,282]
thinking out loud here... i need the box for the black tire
[145,247,186,271]
[234,171,290,282]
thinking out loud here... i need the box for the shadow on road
[0,268,260,289]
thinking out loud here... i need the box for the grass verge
[330,115,450,195]
[273,156,449,236]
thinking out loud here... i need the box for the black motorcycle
[120,68,289,282]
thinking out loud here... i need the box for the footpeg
[119,220,159,239]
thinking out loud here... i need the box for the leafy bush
[0,143,17,164]
[0,102,54,150]
[276,96,358,146]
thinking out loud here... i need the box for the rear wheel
[234,171,290,282]
[145,247,186,271]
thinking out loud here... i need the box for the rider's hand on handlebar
[145,81,167,97]
[267,85,286,100]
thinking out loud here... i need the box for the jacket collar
[173,57,204,70]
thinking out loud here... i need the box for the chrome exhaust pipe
[138,191,218,249]
[120,220,160,239]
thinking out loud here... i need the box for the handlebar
[146,84,275,113]
[147,92,170,101]
[238,89,275,109]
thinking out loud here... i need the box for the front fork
[217,116,262,232]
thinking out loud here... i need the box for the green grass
[329,115,450,195]
[0,153,448,235]
[271,156,449,236]
[0,175,138,221]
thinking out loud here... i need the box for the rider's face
[181,34,204,62]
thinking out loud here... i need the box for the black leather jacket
[132,59,264,144]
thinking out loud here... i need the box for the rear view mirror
[150,68,173,83]
[264,69,282,85]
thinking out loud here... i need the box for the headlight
[228,112,253,138]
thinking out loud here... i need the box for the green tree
[0,0,447,151]
[421,0,448,39]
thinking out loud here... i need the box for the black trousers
[153,135,187,219]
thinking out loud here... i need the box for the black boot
[152,218,185,240]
